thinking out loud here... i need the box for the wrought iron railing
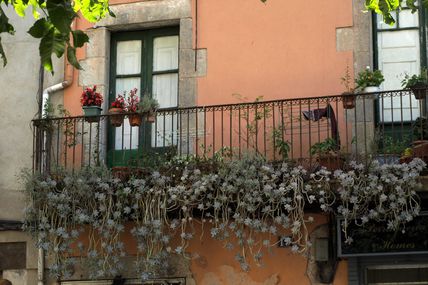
[32,89,428,173]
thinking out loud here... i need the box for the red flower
[81,85,103,107]
[110,94,125,109]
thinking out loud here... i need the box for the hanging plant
[22,155,425,280]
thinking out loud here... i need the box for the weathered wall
[0,5,64,221]
[0,5,63,285]
[61,216,348,285]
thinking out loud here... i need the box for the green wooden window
[108,27,179,166]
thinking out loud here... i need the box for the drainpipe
[37,247,44,285]
[38,25,75,285]
[41,17,75,118]
[41,59,74,117]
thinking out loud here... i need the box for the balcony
[32,89,428,173]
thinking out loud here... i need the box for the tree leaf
[46,0,74,33]
[71,29,89,48]
[66,45,82,69]
[39,28,66,73]
[28,18,51,38]
[13,0,28,17]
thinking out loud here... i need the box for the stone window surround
[79,0,207,111]
[78,0,207,163]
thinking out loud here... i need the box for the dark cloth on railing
[302,104,340,146]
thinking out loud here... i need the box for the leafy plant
[401,69,428,89]
[310,138,338,156]
[382,135,409,155]
[0,0,114,72]
[355,66,384,90]
[273,125,290,160]
[138,95,159,113]
[412,117,428,140]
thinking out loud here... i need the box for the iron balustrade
[32,89,428,173]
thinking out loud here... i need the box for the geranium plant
[80,85,103,107]
[109,94,126,127]
[110,94,125,110]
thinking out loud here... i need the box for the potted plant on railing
[355,66,384,94]
[340,65,356,109]
[81,85,103,122]
[126,88,142,127]
[109,94,125,127]
[401,68,428,100]
[310,138,343,171]
[138,95,159,123]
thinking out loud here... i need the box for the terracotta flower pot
[317,154,344,171]
[109,108,125,127]
[146,112,156,123]
[128,114,143,127]
[412,140,428,162]
[410,82,428,100]
[342,92,356,109]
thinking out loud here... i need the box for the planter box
[82,106,102,122]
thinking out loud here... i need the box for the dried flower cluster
[126,88,139,112]
[22,156,425,280]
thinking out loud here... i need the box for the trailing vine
[22,155,425,280]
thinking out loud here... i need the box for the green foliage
[401,68,428,88]
[382,135,409,154]
[272,125,290,160]
[0,0,112,72]
[310,138,338,156]
[355,67,385,90]
[137,95,159,113]
[365,0,420,25]
[412,117,428,140]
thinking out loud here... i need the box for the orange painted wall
[72,216,348,284]
[62,1,353,283]
[196,0,353,105]
[65,0,353,114]
[186,215,348,284]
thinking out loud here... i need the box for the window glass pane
[152,73,178,108]
[115,78,140,150]
[399,9,419,28]
[153,36,179,71]
[116,40,142,75]
[377,12,397,29]
[116,77,141,96]
[152,73,178,147]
